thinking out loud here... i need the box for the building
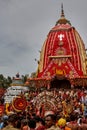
[27,4,87,89]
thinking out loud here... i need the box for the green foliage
[21,74,29,83]
[0,74,12,89]
[0,74,30,89]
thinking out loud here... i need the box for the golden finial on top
[55,3,71,25]
[61,3,65,17]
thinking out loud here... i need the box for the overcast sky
[0,0,87,77]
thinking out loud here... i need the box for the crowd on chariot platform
[0,88,87,130]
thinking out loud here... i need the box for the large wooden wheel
[33,90,59,112]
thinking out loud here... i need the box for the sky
[0,0,87,78]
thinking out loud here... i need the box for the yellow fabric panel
[75,30,87,75]
[38,38,47,73]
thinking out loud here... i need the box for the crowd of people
[0,87,87,130]
[0,109,87,130]
[23,88,87,118]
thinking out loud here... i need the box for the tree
[0,74,12,89]
[21,74,29,83]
